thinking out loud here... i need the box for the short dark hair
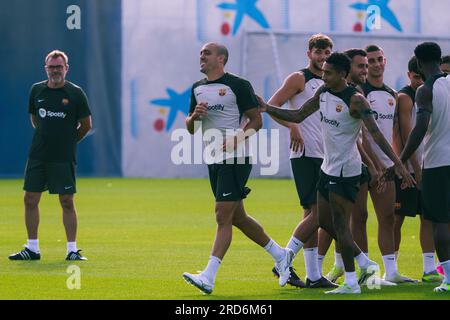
[365,44,383,53]
[407,56,420,74]
[308,34,334,51]
[414,42,442,64]
[344,48,367,60]
[441,55,450,65]
[326,52,351,77]
[215,44,229,66]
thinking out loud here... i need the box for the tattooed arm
[350,93,415,188]
[257,85,325,124]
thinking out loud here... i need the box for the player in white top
[182,43,294,294]
[318,49,384,283]
[360,45,417,283]
[266,34,336,288]
[392,56,443,283]
[399,42,450,292]
[259,52,414,294]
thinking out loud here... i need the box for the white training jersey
[362,81,397,168]
[398,85,423,172]
[319,86,362,177]
[190,73,258,164]
[287,69,324,159]
[423,73,450,169]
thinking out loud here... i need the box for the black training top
[27,80,91,163]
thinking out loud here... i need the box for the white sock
[345,271,357,287]
[26,239,39,253]
[286,236,304,256]
[382,254,398,278]
[304,247,321,281]
[67,242,77,254]
[355,252,370,269]
[317,255,325,275]
[334,252,344,268]
[264,239,285,262]
[423,252,436,274]
[202,256,221,283]
[440,260,450,283]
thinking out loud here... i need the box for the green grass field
[0,178,448,300]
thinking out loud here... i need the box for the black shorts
[360,164,370,185]
[290,157,323,209]
[208,157,252,202]
[395,174,422,217]
[421,166,450,223]
[23,158,77,194]
[317,170,361,203]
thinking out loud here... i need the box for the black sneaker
[306,276,339,288]
[66,250,88,261]
[9,247,40,260]
[272,266,306,288]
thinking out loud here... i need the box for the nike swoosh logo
[311,86,317,90]
[222,192,232,197]
[196,93,202,96]
[64,186,73,190]
[320,99,326,102]
[370,100,376,103]
[329,182,337,185]
[38,99,45,102]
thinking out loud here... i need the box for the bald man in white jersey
[399,42,450,292]
[259,52,414,294]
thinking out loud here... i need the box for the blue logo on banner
[350,0,403,32]
[217,0,270,35]
[150,88,191,132]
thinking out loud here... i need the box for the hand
[289,125,304,153]
[393,162,416,189]
[222,135,238,152]
[192,102,208,120]
[368,166,386,193]
[256,95,267,112]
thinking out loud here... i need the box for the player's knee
[232,214,246,227]
[24,193,39,208]
[59,196,74,211]
[215,209,233,226]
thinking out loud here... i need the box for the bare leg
[420,215,435,253]
[394,215,405,253]
[211,201,240,260]
[318,228,333,256]
[351,182,369,253]
[432,222,450,263]
[232,201,270,247]
[329,192,356,272]
[24,192,41,239]
[370,182,396,256]
[60,194,77,242]
[298,208,318,249]
[291,206,320,244]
